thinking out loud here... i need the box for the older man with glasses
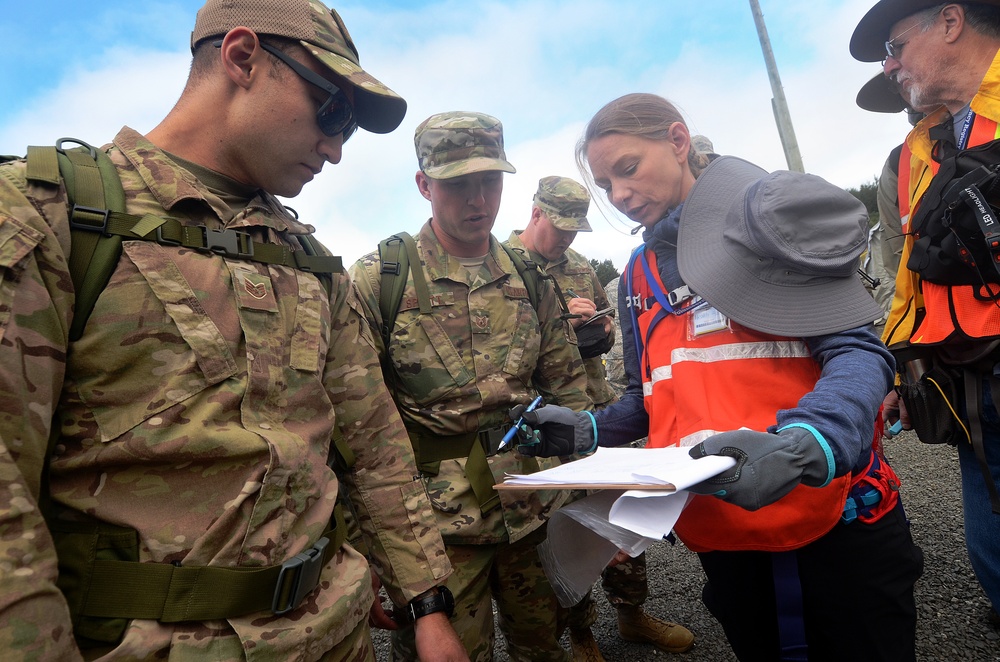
[852,0,1000,630]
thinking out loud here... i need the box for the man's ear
[219,28,264,90]
[415,171,433,202]
[941,4,966,44]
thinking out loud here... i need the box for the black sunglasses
[215,40,358,141]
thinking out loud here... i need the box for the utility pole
[749,0,804,172]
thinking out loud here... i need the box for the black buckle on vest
[69,205,112,235]
[199,227,254,259]
[381,260,401,276]
[272,536,329,615]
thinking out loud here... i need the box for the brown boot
[569,627,606,662]
[616,606,695,653]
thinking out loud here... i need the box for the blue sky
[1,0,910,269]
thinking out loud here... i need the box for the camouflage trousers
[563,551,649,631]
[390,525,569,662]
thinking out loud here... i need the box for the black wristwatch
[403,586,455,623]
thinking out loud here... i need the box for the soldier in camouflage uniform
[0,1,469,660]
[506,178,694,660]
[350,112,592,662]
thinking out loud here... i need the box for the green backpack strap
[502,245,573,319]
[377,232,434,347]
[24,139,344,342]
[27,139,129,343]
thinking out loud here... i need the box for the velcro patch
[399,291,455,313]
[502,284,529,299]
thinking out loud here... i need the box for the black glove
[508,403,597,457]
[686,426,831,511]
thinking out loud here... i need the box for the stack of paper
[498,446,735,491]
[502,446,736,607]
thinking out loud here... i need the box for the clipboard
[495,482,676,491]
[577,307,615,328]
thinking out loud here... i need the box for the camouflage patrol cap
[191,0,406,133]
[533,176,592,232]
[414,111,517,180]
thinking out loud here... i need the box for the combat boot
[569,627,606,662]
[616,606,695,653]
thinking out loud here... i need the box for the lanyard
[957,108,976,150]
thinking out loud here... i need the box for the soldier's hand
[367,572,398,630]
[508,403,597,457]
[567,297,597,329]
[686,426,830,511]
[414,612,469,662]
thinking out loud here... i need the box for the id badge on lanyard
[689,303,730,340]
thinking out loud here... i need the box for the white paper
[503,445,735,489]
[609,490,691,539]
[539,490,656,607]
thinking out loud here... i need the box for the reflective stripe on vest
[628,249,851,552]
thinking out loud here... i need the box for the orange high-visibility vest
[627,249,851,552]
[882,62,1000,348]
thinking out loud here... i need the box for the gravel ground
[374,430,1000,660]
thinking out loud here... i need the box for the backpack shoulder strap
[502,244,572,318]
[377,232,433,346]
[25,139,128,342]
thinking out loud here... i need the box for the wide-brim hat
[677,157,883,337]
[850,0,1000,62]
[857,72,908,113]
[192,0,406,133]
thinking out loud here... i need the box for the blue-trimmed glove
[686,426,832,511]
[509,404,597,457]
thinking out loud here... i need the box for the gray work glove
[509,404,597,457]
[686,426,830,511]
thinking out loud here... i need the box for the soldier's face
[532,212,577,262]
[419,170,503,257]
[586,127,695,230]
[242,44,349,197]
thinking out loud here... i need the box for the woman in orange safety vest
[510,93,924,662]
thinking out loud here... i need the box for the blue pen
[499,396,543,449]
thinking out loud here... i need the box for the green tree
[847,178,880,227]
[590,258,621,287]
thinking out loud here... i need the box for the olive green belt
[54,504,346,645]
[407,424,539,515]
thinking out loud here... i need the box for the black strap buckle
[271,536,329,615]
[480,426,511,457]
[200,227,254,259]
[69,205,112,235]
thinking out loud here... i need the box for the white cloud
[2,0,913,271]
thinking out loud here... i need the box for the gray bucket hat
[414,111,517,180]
[677,156,883,337]
[191,0,406,133]
[534,176,592,231]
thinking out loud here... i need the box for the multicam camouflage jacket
[506,232,618,407]
[0,127,450,660]
[350,221,592,545]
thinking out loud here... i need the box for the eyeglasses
[216,40,358,141]
[884,8,942,62]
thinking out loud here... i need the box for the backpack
[906,138,1000,291]
[12,138,343,342]
[375,231,568,348]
